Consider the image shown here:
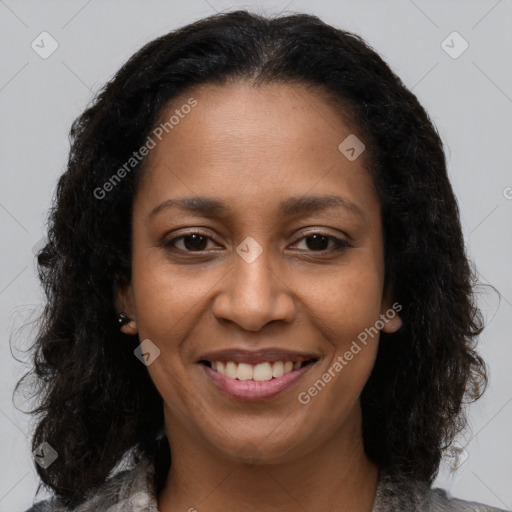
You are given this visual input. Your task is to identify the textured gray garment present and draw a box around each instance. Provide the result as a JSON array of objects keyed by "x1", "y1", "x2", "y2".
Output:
[
  {"x1": 24, "y1": 458, "x2": 507, "y2": 512},
  {"x1": 371, "y1": 469, "x2": 507, "y2": 511}
]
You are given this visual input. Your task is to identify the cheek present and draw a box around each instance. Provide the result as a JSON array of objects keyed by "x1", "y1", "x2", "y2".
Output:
[
  {"x1": 298, "y1": 252, "x2": 384, "y2": 342},
  {"x1": 130, "y1": 252, "x2": 209, "y2": 339}
]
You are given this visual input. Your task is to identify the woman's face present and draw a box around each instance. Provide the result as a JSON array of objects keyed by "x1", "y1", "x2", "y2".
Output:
[{"x1": 118, "y1": 81, "x2": 401, "y2": 464}]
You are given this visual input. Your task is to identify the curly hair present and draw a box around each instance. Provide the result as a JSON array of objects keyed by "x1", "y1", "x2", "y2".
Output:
[{"x1": 16, "y1": 9, "x2": 487, "y2": 504}]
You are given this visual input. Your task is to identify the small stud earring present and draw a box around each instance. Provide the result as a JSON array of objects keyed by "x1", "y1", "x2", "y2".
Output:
[
  {"x1": 118, "y1": 313, "x2": 130, "y2": 327},
  {"x1": 118, "y1": 312, "x2": 137, "y2": 334}
]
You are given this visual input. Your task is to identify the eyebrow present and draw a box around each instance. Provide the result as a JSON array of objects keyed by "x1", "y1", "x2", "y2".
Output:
[{"x1": 148, "y1": 194, "x2": 365, "y2": 220}]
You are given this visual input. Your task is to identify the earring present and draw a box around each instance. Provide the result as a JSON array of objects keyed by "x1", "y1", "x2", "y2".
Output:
[
  {"x1": 118, "y1": 313, "x2": 137, "y2": 334},
  {"x1": 118, "y1": 313, "x2": 130, "y2": 327}
]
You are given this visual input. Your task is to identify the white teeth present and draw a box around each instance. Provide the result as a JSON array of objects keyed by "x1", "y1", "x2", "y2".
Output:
[
  {"x1": 253, "y1": 362, "x2": 273, "y2": 381},
  {"x1": 236, "y1": 363, "x2": 253, "y2": 381},
  {"x1": 210, "y1": 360, "x2": 304, "y2": 381},
  {"x1": 225, "y1": 361, "x2": 238, "y2": 379},
  {"x1": 272, "y1": 361, "x2": 284, "y2": 378}
]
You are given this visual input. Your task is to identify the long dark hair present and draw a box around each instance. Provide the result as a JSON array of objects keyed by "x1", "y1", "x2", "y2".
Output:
[{"x1": 16, "y1": 9, "x2": 487, "y2": 503}]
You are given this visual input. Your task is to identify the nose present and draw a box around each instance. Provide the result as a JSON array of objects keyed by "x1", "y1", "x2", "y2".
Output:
[{"x1": 211, "y1": 243, "x2": 296, "y2": 331}]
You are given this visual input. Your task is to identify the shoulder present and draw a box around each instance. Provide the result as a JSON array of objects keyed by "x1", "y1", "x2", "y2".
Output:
[
  {"x1": 22, "y1": 458, "x2": 157, "y2": 512},
  {"x1": 429, "y1": 486, "x2": 507, "y2": 512},
  {"x1": 372, "y1": 469, "x2": 507, "y2": 511},
  {"x1": 23, "y1": 498, "x2": 60, "y2": 512}
]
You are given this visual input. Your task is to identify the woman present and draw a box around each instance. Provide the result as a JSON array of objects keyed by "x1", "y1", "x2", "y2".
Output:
[{"x1": 19, "y1": 9, "x2": 505, "y2": 512}]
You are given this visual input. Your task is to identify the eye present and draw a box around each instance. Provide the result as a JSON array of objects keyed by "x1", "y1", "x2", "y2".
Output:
[
  {"x1": 165, "y1": 232, "x2": 218, "y2": 252},
  {"x1": 163, "y1": 231, "x2": 351, "y2": 254},
  {"x1": 290, "y1": 232, "x2": 351, "y2": 252}
]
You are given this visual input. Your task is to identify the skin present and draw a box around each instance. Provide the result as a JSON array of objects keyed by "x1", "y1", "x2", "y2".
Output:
[{"x1": 117, "y1": 81, "x2": 403, "y2": 512}]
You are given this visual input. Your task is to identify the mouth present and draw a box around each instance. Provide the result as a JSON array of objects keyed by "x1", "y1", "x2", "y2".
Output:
[{"x1": 198, "y1": 349, "x2": 320, "y2": 401}]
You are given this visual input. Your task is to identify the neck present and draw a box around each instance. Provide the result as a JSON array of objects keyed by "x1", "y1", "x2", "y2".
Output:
[{"x1": 157, "y1": 405, "x2": 379, "y2": 512}]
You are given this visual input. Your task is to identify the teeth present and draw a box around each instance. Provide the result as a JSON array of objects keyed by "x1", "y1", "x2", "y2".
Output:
[
  {"x1": 236, "y1": 363, "x2": 253, "y2": 381},
  {"x1": 253, "y1": 362, "x2": 273, "y2": 381},
  {"x1": 225, "y1": 361, "x2": 238, "y2": 379},
  {"x1": 210, "y1": 360, "x2": 303, "y2": 381},
  {"x1": 272, "y1": 361, "x2": 283, "y2": 378}
]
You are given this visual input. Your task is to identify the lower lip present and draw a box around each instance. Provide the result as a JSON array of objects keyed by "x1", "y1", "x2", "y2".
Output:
[{"x1": 201, "y1": 363, "x2": 315, "y2": 401}]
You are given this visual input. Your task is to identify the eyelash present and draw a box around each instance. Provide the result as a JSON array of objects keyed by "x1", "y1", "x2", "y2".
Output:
[{"x1": 163, "y1": 230, "x2": 351, "y2": 255}]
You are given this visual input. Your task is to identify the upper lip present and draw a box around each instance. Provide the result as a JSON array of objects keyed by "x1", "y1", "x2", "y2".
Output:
[{"x1": 198, "y1": 348, "x2": 321, "y2": 365}]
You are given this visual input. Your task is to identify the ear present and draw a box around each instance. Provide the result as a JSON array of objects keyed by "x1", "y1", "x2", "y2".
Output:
[
  {"x1": 380, "y1": 284, "x2": 403, "y2": 334},
  {"x1": 115, "y1": 282, "x2": 138, "y2": 335}
]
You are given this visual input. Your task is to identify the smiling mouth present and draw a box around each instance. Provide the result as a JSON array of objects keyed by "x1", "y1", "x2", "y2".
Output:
[{"x1": 199, "y1": 359, "x2": 318, "y2": 382}]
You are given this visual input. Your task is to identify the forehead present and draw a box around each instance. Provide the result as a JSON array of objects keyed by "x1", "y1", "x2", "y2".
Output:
[{"x1": 135, "y1": 81, "x2": 378, "y2": 219}]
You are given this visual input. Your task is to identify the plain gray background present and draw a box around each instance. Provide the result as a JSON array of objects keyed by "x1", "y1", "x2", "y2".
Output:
[{"x1": 1, "y1": 1, "x2": 511, "y2": 510}]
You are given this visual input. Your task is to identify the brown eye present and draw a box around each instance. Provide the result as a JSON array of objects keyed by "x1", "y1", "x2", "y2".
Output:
[
  {"x1": 293, "y1": 233, "x2": 351, "y2": 252},
  {"x1": 165, "y1": 232, "x2": 215, "y2": 252},
  {"x1": 304, "y1": 234, "x2": 330, "y2": 251}
]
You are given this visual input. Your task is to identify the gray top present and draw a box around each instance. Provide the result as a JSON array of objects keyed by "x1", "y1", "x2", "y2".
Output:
[
  {"x1": 371, "y1": 468, "x2": 507, "y2": 511},
  {"x1": 24, "y1": 458, "x2": 507, "y2": 512}
]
